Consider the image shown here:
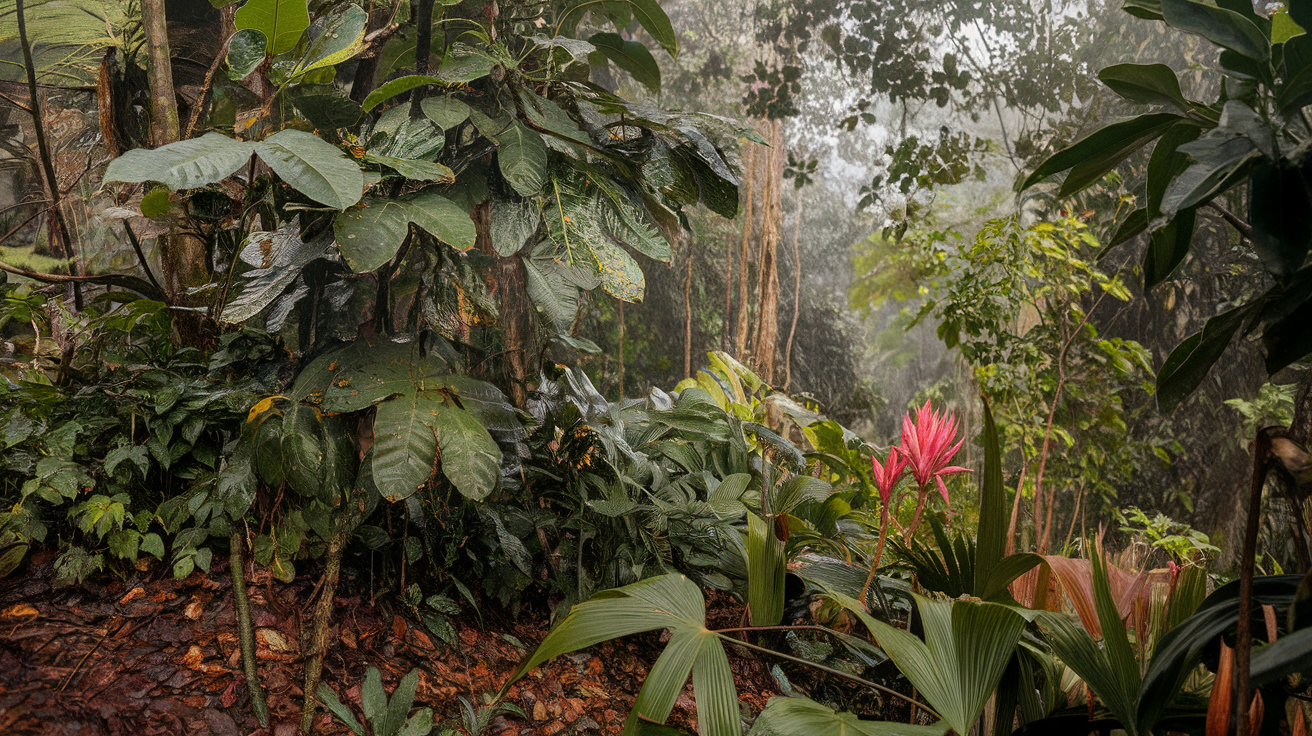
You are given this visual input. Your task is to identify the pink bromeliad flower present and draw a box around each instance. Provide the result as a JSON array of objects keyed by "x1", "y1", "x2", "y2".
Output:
[
  {"x1": 900, "y1": 400, "x2": 971, "y2": 505},
  {"x1": 870, "y1": 445, "x2": 909, "y2": 513},
  {"x1": 860, "y1": 447, "x2": 908, "y2": 607}
]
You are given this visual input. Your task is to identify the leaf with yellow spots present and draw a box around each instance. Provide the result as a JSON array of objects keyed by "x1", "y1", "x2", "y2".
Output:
[{"x1": 247, "y1": 395, "x2": 285, "y2": 425}]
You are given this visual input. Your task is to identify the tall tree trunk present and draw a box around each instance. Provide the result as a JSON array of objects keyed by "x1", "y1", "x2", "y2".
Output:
[
  {"x1": 475, "y1": 202, "x2": 532, "y2": 407},
  {"x1": 142, "y1": 0, "x2": 210, "y2": 316},
  {"x1": 685, "y1": 246, "x2": 694, "y2": 379},
  {"x1": 408, "y1": 0, "x2": 435, "y2": 116},
  {"x1": 142, "y1": 0, "x2": 179, "y2": 145},
  {"x1": 617, "y1": 297, "x2": 625, "y2": 398},
  {"x1": 752, "y1": 122, "x2": 782, "y2": 384},
  {"x1": 722, "y1": 213, "x2": 733, "y2": 352},
  {"x1": 733, "y1": 145, "x2": 756, "y2": 360},
  {"x1": 783, "y1": 187, "x2": 803, "y2": 392}
]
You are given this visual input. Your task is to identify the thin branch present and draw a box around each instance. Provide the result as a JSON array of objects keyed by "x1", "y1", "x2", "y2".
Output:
[
  {"x1": 183, "y1": 19, "x2": 235, "y2": 140},
  {"x1": 0, "y1": 259, "x2": 165, "y2": 300},
  {"x1": 1204, "y1": 201, "x2": 1253, "y2": 239},
  {"x1": 120, "y1": 221, "x2": 165, "y2": 296}
]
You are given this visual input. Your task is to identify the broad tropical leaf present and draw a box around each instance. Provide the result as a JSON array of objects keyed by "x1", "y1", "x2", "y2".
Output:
[
  {"x1": 234, "y1": 0, "x2": 311, "y2": 55},
  {"x1": 834, "y1": 593, "x2": 1026, "y2": 736},
  {"x1": 294, "y1": 3, "x2": 367, "y2": 76},
  {"x1": 372, "y1": 393, "x2": 439, "y2": 500},
  {"x1": 1022, "y1": 113, "x2": 1184, "y2": 194},
  {"x1": 749, "y1": 697, "x2": 951, "y2": 736},
  {"x1": 104, "y1": 133, "x2": 254, "y2": 190},
  {"x1": 590, "y1": 32, "x2": 662, "y2": 93},
  {"x1": 335, "y1": 190, "x2": 476, "y2": 272},
  {"x1": 1097, "y1": 63, "x2": 1191, "y2": 111},
  {"x1": 254, "y1": 129, "x2": 363, "y2": 210},
  {"x1": 500, "y1": 574, "x2": 739, "y2": 736},
  {"x1": 492, "y1": 122, "x2": 549, "y2": 197},
  {"x1": 746, "y1": 513, "x2": 785, "y2": 626}
]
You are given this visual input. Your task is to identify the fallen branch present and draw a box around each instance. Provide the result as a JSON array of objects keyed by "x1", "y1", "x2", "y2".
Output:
[
  {"x1": 0, "y1": 260, "x2": 166, "y2": 301},
  {"x1": 1205, "y1": 201, "x2": 1253, "y2": 239}
]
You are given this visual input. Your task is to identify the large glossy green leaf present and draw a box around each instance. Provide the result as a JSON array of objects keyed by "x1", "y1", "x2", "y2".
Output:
[
  {"x1": 494, "y1": 121, "x2": 548, "y2": 197},
  {"x1": 293, "y1": 3, "x2": 367, "y2": 77},
  {"x1": 516, "y1": 88, "x2": 592, "y2": 147},
  {"x1": 1146, "y1": 123, "x2": 1201, "y2": 220},
  {"x1": 227, "y1": 28, "x2": 267, "y2": 80},
  {"x1": 523, "y1": 257, "x2": 581, "y2": 330},
  {"x1": 973, "y1": 398, "x2": 1005, "y2": 595},
  {"x1": 281, "y1": 402, "x2": 325, "y2": 498},
  {"x1": 501, "y1": 574, "x2": 738, "y2": 736},
  {"x1": 289, "y1": 85, "x2": 363, "y2": 129},
  {"x1": 490, "y1": 198, "x2": 541, "y2": 256},
  {"x1": 589, "y1": 235, "x2": 646, "y2": 301},
  {"x1": 362, "y1": 75, "x2": 447, "y2": 112},
  {"x1": 363, "y1": 154, "x2": 455, "y2": 183},
  {"x1": 748, "y1": 697, "x2": 951, "y2": 736},
  {"x1": 1142, "y1": 210, "x2": 1196, "y2": 289},
  {"x1": 746, "y1": 513, "x2": 785, "y2": 626},
  {"x1": 254, "y1": 129, "x2": 362, "y2": 209},
  {"x1": 1022, "y1": 113, "x2": 1183, "y2": 193},
  {"x1": 421, "y1": 96, "x2": 471, "y2": 129},
  {"x1": 626, "y1": 0, "x2": 678, "y2": 55},
  {"x1": 430, "y1": 403, "x2": 500, "y2": 502},
  {"x1": 104, "y1": 132, "x2": 254, "y2": 190},
  {"x1": 1161, "y1": 0, "x2": 1269, "y2": 61},
  {"x1": 292, "y1": 340, "x2": 455, "y2": 412},
  {"x1": 1097, "y1": 63, "x2": 1190, "y2": 111},
  {"x1": 222, "y1": 223, "x2": 334, "y2": 324},
  {"x1": 335, "y1": 190, "x2": 475, "y2": 272},
  {"x1": 371, "y1": 392, "x2": 438, "y2": 500},
  {"x1": 1158, "y1": 104, "x2": 1267, "y2": 220},
  {"x1": 436, "y1": 45, "x2": 495, "y2": 83},
  {"x1": 1156, "y1": 299, "x2": 1263, "y2": 411},
  {"x1": 839, "y1": 594, "x2": 1025, "y2": 736},
  {"x1": 1037, "y1": 612, "x2": 1140, "y2": 736},
  {"x1": 590, "y1": 32, "x2": 661, "y2": 93},
  {"x1": 234, "y1": 0, "x2": 310, "y2": 55}
]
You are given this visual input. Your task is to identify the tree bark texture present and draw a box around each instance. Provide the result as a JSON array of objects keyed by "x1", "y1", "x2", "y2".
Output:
[
  {"x1": 751, "y1": 121, "x2": 783, "y2": 384},
  {"x1": 783, "y1": 186, "x2": 803, "y2": 392},
  {"x1": 141, "y1": 0, "x2": 210, "y2": 311},
  {"x1": 732, "y1": 145, "x2": 756, "y2": 360},
  {"x1": 475, "y1": 202, "x2": 532, "y2": 407}
]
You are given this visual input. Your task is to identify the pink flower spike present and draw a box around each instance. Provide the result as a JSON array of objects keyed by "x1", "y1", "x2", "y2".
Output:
[
  {"x1": 899, "y1": 401, "x2": 972, "y2": 503},
  {"x1": 871, "y1": 446, "x2": 909, "y2": 510}
]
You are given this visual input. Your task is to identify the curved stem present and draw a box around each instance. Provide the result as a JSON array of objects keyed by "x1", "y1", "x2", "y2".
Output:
[
  {"x1": 859, "y1": 511, "x2": 892, "y2": 609},
  {"x1": 716, "y1": 633, "x2": 941, "y2": 719}
]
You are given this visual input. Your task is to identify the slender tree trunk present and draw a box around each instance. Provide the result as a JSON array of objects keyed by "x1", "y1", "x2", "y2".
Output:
[
  {"x1": 723, "y1": 213, "x2": 733, "y2": 351},
  {"x1": 782, "y1": 187, "x2": 803, "y2": 391},
  {"x1": 229, "y1": 531, "x2": 269, "y2": 727},
  {"x1": 299, "y1": 508, "x2": 362, "y2": 735},
  {"x1": 408, "y1": 0, "x2": 435, "y2": 116},
  {"x1": 475, "y1": 202, "x2": 532, "y2": 406},
  {"x1": 1234, "y1": 430, "x2": 1273, "y2": 736},
  {"x1": 142, "y1": 0, "x2": 179, "y2": 145},
  {"x1": 141, "y1": 0, "x2": 210, "y2": 315},
  {"x1": 617, "y1": 297, "x2": 625, "y2": 398},
  {"x1": 752, "y1": 122, "x2": 782, "y2": 384},
  {"x1": 733, "y1": 145, "x2": 756, "y2": 360},
  {"x1": 685, "y1": 246, "x2": 694, "y2": 379}
]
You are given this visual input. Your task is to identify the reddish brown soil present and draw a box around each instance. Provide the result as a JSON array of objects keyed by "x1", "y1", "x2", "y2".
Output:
[{"x1": 0, "y1": 554, "x2": 778, "y2": 735}]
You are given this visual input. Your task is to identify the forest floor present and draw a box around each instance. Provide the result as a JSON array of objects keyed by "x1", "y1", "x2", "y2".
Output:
[{"x1": 0, "y1": 552, "x2": 780, "y2": 736}]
